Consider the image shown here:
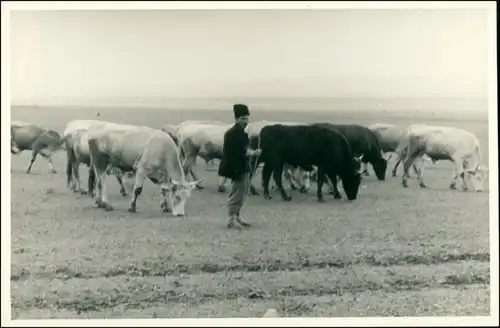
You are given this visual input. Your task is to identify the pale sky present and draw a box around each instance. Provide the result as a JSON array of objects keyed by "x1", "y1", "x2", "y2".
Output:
[{"x1": 10, "y1": 8, "x2": 491, "y2": 104}]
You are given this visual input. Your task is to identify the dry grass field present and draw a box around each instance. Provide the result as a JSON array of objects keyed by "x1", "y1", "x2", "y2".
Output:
[{"x1": 9, "y1": 105, "x2": 491, "y2": 319}]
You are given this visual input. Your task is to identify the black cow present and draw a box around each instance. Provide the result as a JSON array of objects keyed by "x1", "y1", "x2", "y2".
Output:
[
  {"x1": 253, "y1": 124, "x2": 363, "y2": 202},
  {"x1": 312, "y1": 123, "x2": 390, "y2": 181}
]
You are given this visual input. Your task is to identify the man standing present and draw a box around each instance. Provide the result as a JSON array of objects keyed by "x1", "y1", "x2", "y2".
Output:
[{"x1": 218, "y1": 104, "x2": 261, "y2": 229}]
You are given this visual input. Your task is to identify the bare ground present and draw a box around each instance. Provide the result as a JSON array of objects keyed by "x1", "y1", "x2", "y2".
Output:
[{"x1": 9, "y1": 106, "x2": 491, "y2": 319}]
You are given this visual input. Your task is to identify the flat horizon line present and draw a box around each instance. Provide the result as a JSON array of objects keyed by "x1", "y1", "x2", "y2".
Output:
[{"x1": 10, "y1": 105, "x2": 489, "y2": 114}]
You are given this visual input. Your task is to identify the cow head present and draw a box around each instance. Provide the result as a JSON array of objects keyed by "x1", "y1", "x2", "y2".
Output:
[
  {"x1": 11, "y1": 139, "x2": 20, "y2": 154},
  {"x1": 372, "y1": 153, "x2": 390, "y2": 181},
  {"x1": 161, "y1": 179, "x2": 202, "y2": 216},
  {"x1": 45, "y1": 130, "x2": 66, "y2": 151},
  {"x1": 465, "y1": 165, "x2": 489, "y2": 192},
  {"x1": 353, "y1": 154, "x2": 365, "y2": 174},
  {"x1": 341, "y1": 155, "x2": 363, "y2": 200},
  {"x1": 293, "y1": 168, "x2": 311, "y2": 193}
]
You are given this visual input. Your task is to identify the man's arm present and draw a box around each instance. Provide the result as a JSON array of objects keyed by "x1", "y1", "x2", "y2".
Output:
[{"x1": 244, "y1": 133, "x2": 261, "y2": 157}]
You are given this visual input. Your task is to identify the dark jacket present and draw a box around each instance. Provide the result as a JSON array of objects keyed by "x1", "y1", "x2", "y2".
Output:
[{"x1": 218, "y1": 123, "x2": 251, "y2": 180}]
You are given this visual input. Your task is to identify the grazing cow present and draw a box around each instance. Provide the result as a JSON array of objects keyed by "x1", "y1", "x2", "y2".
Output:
[
  {"x1": 176, "y1": 121, "x2": 241, "y2": 192},
  {"x1": 255, "y1": 124, "x2": 363, "y2": 202},
  {"x1": 63, "y1": 123, "x2": 130, "y2": 197},
  {"x1": 396, "y1": 124, "x2": 489, "y2": 191},
  {"x1": 246, "y1": 120, "x2": 313, "y2": 194},
  {"x1": 88, "y1": 124, "x2": 201, "y2": 216},
  {"x1": 11, "y1": 121, "x2": 65, "y2": 174},
  {"x1": 368, "y1": 123, "x2": 431, "y2": 177},
  {"x1": 312, "y1": 123, "x2": 390, "y2": 182}
]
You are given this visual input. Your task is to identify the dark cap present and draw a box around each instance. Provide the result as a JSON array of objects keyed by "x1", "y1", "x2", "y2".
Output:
[{"x1": 233, "y1": 104, "x2": 250, "y2": 119}]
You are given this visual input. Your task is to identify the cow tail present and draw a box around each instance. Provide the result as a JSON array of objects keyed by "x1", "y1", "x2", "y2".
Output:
[
  {"x1": 395, "y1": 133, "x2": 410, "y2": 160},
  {"x1": 60, "y1": 134, "x2": 69, "y2": 150}
]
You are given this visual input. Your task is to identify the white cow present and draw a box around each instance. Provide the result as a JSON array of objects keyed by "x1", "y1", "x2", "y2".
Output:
[
  {"x1": 363, "y1": 123, "x2": 438, "y2": 177},
  {"x1": 396, "y1": 124, "x2": 489, "y2": 191},
  {"x1": 63, "y1": 119, "x2": 136, "y2": 196},
  {"x1": 175, "y1": 121, "x2": 233, "y2": 191},
  {"x1": 88, "y1": 124, "x2": 201, "y2": 216},
  {"x1": 368, "y1": 123, "x2": 433, "y2": 177},
  {"x1": 162, "y1": 120, "x2": 226, "y2": 179}
]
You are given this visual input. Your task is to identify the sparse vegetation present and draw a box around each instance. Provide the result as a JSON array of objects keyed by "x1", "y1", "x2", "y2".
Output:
[{"x1": 10, "y1": 106, "x2": 490, "y2": 318}]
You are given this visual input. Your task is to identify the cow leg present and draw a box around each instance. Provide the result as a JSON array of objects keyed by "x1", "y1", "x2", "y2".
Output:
[
  {"x1": 249, "y1": 183, "x2": 259, "y2": 196},
  {"x1": 459, "y1": 172, "x2": 469, "y2": 191},
  {"x1": 66, "y1": 150, "x2": 75, "y2": 191},
  {"x1": 310, "y1": 168, "x2": 317, "y2": 182},
  {"x1": 459, "y1": 160, "x2": 470, "y2": 191},
  {"x1": 261, "y1": 163, "x2": 274, "y2": 200},
  {"x1": 114, "y1": 173, "x2": 128, "y2": 197},
  {"x1": 89, "y1": 152, "x2": 113, "y2": 211},
  {"x1": 298, "y1": 170, "x2": 311, "y2": 194},
  {"x1": 88, "y1": 165, "x2": 97, "y2": 198},
  {"x1": 284, "y1": 167, "x2": 298, "y2": 190},
  {"x1": 181, "y1": 145, "x2": 204, "y2": 190},
  {"x1": 188, "y1": 167, "x2": 204, "y2": 190},
  {"x1": 96, "y1": 171, "x2": 113, "y2": 211},
  {"x1": 329, "y1": 175, "x2": 342, "y2": 199},
  {"x1": 325, "y1": 175, "x2": 336, "y2": 195},
  {"x1": 41, "y1": 153, "x2": 57, "y2": 174},
  {"x1": 412, "y1": 156, "x2": 427, "y2": 188},
  {"x1": 316, "y1": 167, "x2": 326, "y2": 202},
  {"x1": 92, "y1": 167, "x2": 103, "y2": 207},
  {"x1": 67, "y1": 160, "x2": 76, "y2": 192},
  {"x1": 449, "y1": 161, "x2": 458, "y2": 189},
  {"x1": 412, "y1": 164, "x2": 420, "y2": 177},
  {"x1": 39, "y1": 146, "x2": 57, "y2": 173},
  {"x1": 449, "y1": 159, "x2": 461, "y2": 190},
  {"x1": 273, "y1": 163, "x2": 292, "y2": 201},
  {"x1": 128, "y1": 170, "x2": 146, "y2": 213},
  {"x1": 402, "y1": 155, "x2": 417, "y2": 188},
  {"x1": 247, "y1": 164, "x2": 260, "y2": 196},
  {"x1": 449, "y1": 159, "x2": 469, "y2": 191},
  {"x1": 72, "y1": 161, "x2": 87, "y2": 194},
  {"x1": 392, "y1": 158, "x2": 400, "y2": 177},
  {"x1": 25, "y1": 148, "x2": 40, "y2": 174},
  {"x1": 217, "y1": 177, "x2": 228, "y2": 193}
]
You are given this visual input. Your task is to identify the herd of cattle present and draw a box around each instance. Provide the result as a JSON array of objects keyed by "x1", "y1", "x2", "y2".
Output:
[{"x1": 10, "y1": 118, "x2": 489, "y2": 217}]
